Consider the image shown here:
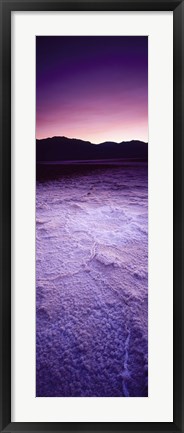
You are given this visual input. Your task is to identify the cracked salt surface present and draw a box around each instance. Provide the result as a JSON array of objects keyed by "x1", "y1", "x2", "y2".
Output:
[{"x1": 36, "y1": 164, "x2": 148, "y2": 397}]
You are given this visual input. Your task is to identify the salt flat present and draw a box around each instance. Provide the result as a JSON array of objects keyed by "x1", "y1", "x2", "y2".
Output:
[{"x1": 36, "y1": 164, "x2": 148, "y2": 397}]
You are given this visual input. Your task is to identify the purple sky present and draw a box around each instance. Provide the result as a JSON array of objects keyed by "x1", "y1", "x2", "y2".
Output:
[{"x1": 36, "y1": 36, "x2": 148, "y2": 143}]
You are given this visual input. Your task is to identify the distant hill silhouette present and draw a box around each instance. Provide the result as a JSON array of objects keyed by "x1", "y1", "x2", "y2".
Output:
[{"x1": 36, "y1": 136, "x2": 148, "y2": 162}]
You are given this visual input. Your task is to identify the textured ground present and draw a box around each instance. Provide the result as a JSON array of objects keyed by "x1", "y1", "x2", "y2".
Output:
[{"x1": 36, "y1": 163, "x2": 148, "y2": 397}]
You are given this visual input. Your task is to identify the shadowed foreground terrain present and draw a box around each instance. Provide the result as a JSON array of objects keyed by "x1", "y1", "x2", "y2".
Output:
[{"x1": 36, "y1": 163, "x2": 148, "y2": 397}]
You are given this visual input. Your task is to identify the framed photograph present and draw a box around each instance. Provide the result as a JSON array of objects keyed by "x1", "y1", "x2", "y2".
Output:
[{"x1": 0, "y1": 0, "x2": 183, "y2": 432}]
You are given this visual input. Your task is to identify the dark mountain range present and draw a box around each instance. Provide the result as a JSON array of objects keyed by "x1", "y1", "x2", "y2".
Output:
[{"x1": 36, "y1": 136, "x2": 148, "y2": 162}]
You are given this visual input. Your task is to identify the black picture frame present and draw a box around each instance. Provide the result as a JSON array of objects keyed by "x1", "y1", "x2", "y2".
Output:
[{"x1": 0, "y1": 0, "x2": 183, "y2": 432}]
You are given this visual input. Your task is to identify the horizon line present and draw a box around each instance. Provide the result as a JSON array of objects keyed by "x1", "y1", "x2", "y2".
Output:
[{"x1": 36, "y1": 135, "x2": 148, "y2": 145}]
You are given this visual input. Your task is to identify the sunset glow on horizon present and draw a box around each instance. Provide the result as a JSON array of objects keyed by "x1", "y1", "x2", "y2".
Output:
[{"x1": 36, "y1": 36, "x2": 148, "y2": 143}]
